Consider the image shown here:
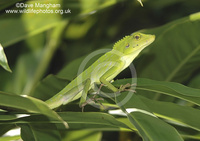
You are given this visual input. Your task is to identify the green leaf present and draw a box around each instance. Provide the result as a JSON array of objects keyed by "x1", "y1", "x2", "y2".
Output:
[
  {"x1": 0, "y1": 135, "x2": 21, "y2": 141},
  {"x1": 19, "y1": 123, "x2": 61, "y2": 141},
  {"x1": 181, "y1": 132, "x2": 200, "y2": 140},
  {"x1": 0, "y1": 44, "x2": 11, "y2": 72},
  {"x1": 0, "y1": 112, "x2": 131, "y2": 131},
  {"x1": 113, "y1": 78, "x2": 200, "y2": 106},
  {"x1": 58, "y1": 112, "x2": 130, "y2": 130},
  {"x1": 138, "y1": 12, "x2": 200, "y2": 82},
  {"x1": 62, "y1": 130, "x2": 102, "y2": 141},
  {"x1": 0, "y1": 112, "x2": 16, "y2": 121},
  {"x1": 115, "y1": 92, "x2": 183, "y2": 141},
  {"x1": 0, "y1": 91, "x2": 68, "y2": 128},
  {"x1": 140, "y1": 96, "x2": 200, "y2": 131}
]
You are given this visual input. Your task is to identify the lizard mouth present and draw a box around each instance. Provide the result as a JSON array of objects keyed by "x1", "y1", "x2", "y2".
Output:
[{"x1": 140, "y1": 34, "x2": 155, "y2": 48}]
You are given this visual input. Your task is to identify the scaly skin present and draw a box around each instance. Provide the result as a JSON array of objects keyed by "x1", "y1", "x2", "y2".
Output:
[{"x1": 46, "y1": 32, "x2": 155, "y2": 109}]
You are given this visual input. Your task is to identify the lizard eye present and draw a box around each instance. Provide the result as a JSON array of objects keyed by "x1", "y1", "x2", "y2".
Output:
[
  {"x1": 126, "y1": 43, "x2": 130, "y2": 48},
  {"x1": 134, "y1": 34, "x2": 141, "y2": 40}
]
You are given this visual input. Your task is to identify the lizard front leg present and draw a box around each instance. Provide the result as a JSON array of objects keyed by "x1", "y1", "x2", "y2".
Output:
[{"x1": 100, "y1": 61, "x2": 124, "y2": 92}]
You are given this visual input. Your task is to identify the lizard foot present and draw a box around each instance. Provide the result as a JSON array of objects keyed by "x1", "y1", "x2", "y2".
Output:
[
  {"x1": 119, "y1": 83, "x2": 136, "y2": 93},
  {"x1": 81, "y1": 95, "x2": 105, "y2": 112}
]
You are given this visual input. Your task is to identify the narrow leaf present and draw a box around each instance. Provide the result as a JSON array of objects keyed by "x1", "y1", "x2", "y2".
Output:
[
  {"x1": 0, "y1": 44, "x2": 11, "y2": 72},
  {"x1": 0, "y1": 112, "x2": 131, "y2": 131},
  {"x1": 19, "y1": 123, "x2": 61, "y2": 141},
  {"x1": 115, "y1": 92, "x2": 183, "y2": 141},
  {"x1": 138, "y1": 12, "x2": 200, "y2": 82},
  {"x1": 140, "y1": 96, "x2": 200, "y2": 131},
  {"x1": 113, "y1": 78, "x2": 200, "y2": 106}
]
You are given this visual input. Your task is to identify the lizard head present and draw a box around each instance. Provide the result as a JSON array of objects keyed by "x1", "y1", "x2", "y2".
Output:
[{"x1": 113, "y1": 32, "x2": 155, "y2": 55}]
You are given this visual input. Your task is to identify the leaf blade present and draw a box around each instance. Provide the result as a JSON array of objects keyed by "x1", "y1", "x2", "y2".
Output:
[
  {"x1": 115, "y1": 92, "x2": 183, "y2": 141},
  {"x1": 113, "y1": 78, "x2": 200, "y2": 106},
  {"x1": 138, "y1": 12, "x2": 200, "y2": 82},
  {"x1": 0, "y1": 44, "x2": 11, "y2": 72}
]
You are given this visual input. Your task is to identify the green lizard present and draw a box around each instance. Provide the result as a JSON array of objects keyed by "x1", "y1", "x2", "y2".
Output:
[{"x1": 46, "y1": 32, "x2": 155, "y2": 109}]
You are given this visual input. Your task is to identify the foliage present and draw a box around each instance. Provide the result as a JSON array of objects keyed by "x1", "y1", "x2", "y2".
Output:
[
  {"x1": 0, "y1": 0, "x2": 200, "y2": 141},
  {"x1": 0, "y1": 44, "x2": 11, "y2": 72}
]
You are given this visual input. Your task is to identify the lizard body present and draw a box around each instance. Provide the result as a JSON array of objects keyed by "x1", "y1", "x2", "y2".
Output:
[{"x1": 46, "y1": 32, "x2": 155, "y2": 109}]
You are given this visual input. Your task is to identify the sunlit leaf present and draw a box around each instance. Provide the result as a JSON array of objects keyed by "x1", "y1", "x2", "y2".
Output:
[
  {"x1": 0, "y1": 135, "x2": 21, "y2": 141},
  {"x1": 0, "y1": 44, "x2": 11, "y2": 72}
]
